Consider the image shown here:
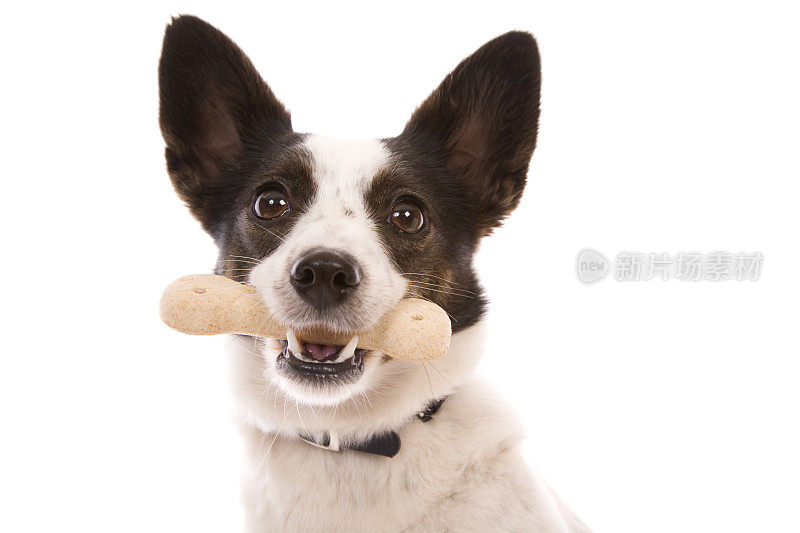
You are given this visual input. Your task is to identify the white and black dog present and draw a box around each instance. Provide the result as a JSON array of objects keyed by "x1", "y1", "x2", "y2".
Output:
[{"x1": 159, "y1": 15, "x2": 589, "y2": 532}]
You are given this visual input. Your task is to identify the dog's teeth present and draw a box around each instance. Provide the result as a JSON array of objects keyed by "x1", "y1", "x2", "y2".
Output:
[
  {"x1": 286, "y1": 329, "x2": 303, "y2": 355},
  {"x1": 340, "y1": 336, "x2": 359, "y2": 362}
]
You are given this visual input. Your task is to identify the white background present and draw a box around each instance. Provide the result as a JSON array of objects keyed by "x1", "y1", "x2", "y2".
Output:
[{"x1": 2, "y1": 1, "x2": 798, "y2": 531}]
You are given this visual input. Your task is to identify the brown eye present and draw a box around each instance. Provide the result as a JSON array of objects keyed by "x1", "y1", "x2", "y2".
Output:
[
  {"x1": 389, "y1": 200, "x2": 425, "y2": 233},
  {"x1": 254, "y1": 190, "x2": 289, "y2": 219}
]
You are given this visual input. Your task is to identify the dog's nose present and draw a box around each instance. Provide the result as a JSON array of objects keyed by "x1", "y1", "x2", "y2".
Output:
[{"x1": 290, "y1": 249, "x2": 362, "y2": 309}]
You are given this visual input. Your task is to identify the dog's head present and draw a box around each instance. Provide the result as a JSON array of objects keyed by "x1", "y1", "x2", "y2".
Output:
[{"x1": 159, "y1": 16, "x2": 540, "y2": 422}]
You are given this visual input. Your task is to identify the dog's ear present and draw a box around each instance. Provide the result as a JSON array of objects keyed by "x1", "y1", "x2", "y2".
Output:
[
  {"x1": 401, "y1": 32, "x2": 541, "y2": 235},
  {"x1": 158, "y1": 15, "x2": 292, "y2": 227}
]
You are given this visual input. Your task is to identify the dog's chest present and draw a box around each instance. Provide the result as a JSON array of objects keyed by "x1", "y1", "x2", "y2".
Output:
[
  {"x1": 235, "y1": 382, "x2": 586, "y2": 532},
  {"x1": 241, "y1": 420, "x2": 461, "y2": 532}
]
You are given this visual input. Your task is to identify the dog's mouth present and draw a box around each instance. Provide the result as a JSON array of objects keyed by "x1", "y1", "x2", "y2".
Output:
[{"x1": 275, "y1": 330, "x2": 367, "y2": 385}]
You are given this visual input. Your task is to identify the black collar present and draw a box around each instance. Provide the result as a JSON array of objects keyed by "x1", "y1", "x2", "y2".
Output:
[{"x1": 298, "y1": 397, "x2": 446, "y2": 458}]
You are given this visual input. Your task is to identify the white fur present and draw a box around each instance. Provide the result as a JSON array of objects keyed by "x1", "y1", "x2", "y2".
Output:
[
  {"x1": 236, "y1": 135, "x2": 589, "y2": 531},
  {"x1": 228, "y1": 325, "x2": 590, "y2": 532},
  {"x1": 249, "y1": 135, "x2": 406, "y2": 334},
  {"x1": 249, "y1": 135, "x2": 408, "y2": 405}
]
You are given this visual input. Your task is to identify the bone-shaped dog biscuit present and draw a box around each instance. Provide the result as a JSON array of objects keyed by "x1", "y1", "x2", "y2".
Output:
[{"x1": 159, "y1": 274, "x2": 451, "y2": 361}]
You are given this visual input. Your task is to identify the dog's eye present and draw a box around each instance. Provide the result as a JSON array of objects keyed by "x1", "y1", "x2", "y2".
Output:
[
  {"x1": 254, "y1": 190, "x2": 289, "y2": 220},
  {"x1": 389, "y1": 200, "x2": 425, "y2": 233}
]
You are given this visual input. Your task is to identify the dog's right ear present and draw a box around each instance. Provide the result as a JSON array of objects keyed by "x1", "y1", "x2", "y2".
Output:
[
  {"x1": 158, "y1": 15, "x2": 291, "y2": 227},
  {"x1": 400, "y1": 32, "x2": 541, "y2": 237}
]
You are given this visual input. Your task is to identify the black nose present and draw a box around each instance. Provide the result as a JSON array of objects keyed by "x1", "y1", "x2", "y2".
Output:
[{"x1": 290, "y1": 249, "x2": 362, "y2": 309}]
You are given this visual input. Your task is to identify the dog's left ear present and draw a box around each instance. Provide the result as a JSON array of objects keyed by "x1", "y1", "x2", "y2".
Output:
[{"x1": 401, "y1": 32, "x2": 541, "y2": 235}]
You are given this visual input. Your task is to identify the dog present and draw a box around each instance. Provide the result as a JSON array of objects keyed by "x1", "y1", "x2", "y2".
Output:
[{"x1": 159, "y1": 15, "x2": 590, "y2": 532}]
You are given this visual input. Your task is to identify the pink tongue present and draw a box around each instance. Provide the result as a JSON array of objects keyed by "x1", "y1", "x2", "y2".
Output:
[{"x1": 304, "y1": 343, "x2": 340, "y2": 361}]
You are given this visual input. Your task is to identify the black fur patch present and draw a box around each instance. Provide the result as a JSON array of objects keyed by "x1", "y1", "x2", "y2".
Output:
[
  {"x1": 212, "y1": 146, "x2": 317, "y2": 282},
  {"x1": 158, "y1": 15, "x2": 315, "y2": 279},
  {"x1": 366, "y1": 162, "x2": 486, "y2": 332},
  {"x1": 375, "y1": 31, "x2": 542, "y2": 331},
  {"x1": 159, "y1": 15, "x2": 296, "y2": 234},
  {"x1": 399, "y1": 31, "x2": 541, "y2": 237}
]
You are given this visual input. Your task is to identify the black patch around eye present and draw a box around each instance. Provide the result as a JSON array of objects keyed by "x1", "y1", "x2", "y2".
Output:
[
  {"x1": 213, "y1": 138, "x2": 317, "y2": 281},
  {"x1": 366, "y1": 148, "x2": 486, "y2": 333}
]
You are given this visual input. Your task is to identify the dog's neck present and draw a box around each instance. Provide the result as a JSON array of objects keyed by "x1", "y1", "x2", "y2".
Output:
[
  {"x1": 296, "y1": 397, "x2": 447, "y2": 458},
  {"x1": 227, "y1": 321, "x2": 489, "y2": 445}
]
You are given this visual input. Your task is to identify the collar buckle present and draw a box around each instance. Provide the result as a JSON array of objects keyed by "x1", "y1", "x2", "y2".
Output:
[{"x1": 299, "y1": 431, "x2": 340, "y2": 452}]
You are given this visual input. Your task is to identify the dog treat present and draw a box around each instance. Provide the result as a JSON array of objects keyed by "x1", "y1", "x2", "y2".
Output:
[{"x1": 159, "y1": 274, "x2": 451, "y2": 361}]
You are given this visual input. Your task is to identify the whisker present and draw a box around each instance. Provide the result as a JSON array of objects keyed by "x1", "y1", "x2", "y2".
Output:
[
  {"x1": 427, "y1": 361, "x2": 455, "y2": 387},
  {"x1": 350, "y1": 396, "x2": 364, "y2": 426},
  {"x1": 421, "y1": 361, "x2": 435, "y2": 398},
  {"x1": 256, "y1": 406, "x2": 287, "y2": 471},
  {"x1": 237, "y1": 299, "x2": 267, "y2": 338},
  {"x1": 400, "y1": 278, "x2": 477, "y2": 295},
  {"x1": 359, "y1": 390, "x2": 373, "y2": 410},
  {"x1": 228, "y1": 337, "x2": 264, "y2": 358},
  {"x1": 261, "y1": 376, "x2": 274, "y2": 405},
  {"x1": 400, "y1": 272, "x2": 464, "y2": 286},
  {"x1": 307, "y1": 402, "x2": 321, "y2": 425},
  {"x1": 252, "y1": 222, "x2": 288, "y2": 243},
  {"x1": 406, "y1": 291, "x2": 458, "y2": 323},
  {"x1": 405, "y1": 284, "x2": 475, "y2": 299},
  {"x1": 295, "y1": 400, "x2": 309, "y2": 435},
  {"x1": 217, "y1": 259, "x2": 261, "y2": 265}
]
